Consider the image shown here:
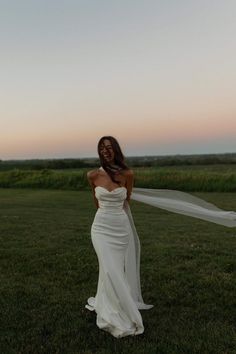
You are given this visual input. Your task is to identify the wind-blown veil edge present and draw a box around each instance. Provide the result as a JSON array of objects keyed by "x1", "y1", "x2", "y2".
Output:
[{"x1": 124, "y1": 187, "x2": 236, "y2": 309}]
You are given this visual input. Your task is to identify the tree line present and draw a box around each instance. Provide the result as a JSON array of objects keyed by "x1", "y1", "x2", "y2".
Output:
[{"x1": 0, "y1": 152, "x2": 236, "y2": 171}]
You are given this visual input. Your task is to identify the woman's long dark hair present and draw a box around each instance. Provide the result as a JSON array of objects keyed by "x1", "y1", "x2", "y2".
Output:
[{"x1": 97, "y1": 136, "x2": 129, "y2": 184}]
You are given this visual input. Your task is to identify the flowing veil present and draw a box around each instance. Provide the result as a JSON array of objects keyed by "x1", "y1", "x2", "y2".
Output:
[
  {"x1": 123, "y1": 199, "x2": 153, "y2": 309},
  {"x1": 131, "y1": 188, "x2": 236, "y2": 228},
  {"x1": 124, "y1": 187, "x2": 236, "y2": 309}
]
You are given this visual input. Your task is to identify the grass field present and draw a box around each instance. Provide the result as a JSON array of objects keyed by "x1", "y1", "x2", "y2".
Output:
[
  {"x1": 0, "y1": 164, "x2": 236, "y2": 192},
  {"x1": 0, "y1": 188, "x2": 236, "y2": 354}
]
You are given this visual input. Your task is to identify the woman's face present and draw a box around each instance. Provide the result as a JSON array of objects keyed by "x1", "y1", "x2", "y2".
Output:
[{"x1": 99, "y1": 139, "x2": 115, "y2": 164}]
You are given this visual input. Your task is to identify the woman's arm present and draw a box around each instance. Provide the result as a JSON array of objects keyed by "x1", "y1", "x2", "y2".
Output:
[
  {"x1": 125, "y1": 169, "x2": 134, "y2": 203},
  {"x1": 87, "y1": 170, "x2": 99, "y2": 209}
]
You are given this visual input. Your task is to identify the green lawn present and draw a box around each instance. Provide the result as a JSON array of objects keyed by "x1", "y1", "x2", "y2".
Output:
[{"x1": 0, "y1": 189, "x2": 236, "y2": 354}]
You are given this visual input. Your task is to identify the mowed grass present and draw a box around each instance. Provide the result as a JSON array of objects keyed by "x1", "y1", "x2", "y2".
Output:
[{"x1": 0, "y1": 188, "x2": 236, "y2": 354}]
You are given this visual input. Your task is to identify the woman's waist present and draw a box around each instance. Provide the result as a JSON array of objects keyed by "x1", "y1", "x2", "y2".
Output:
[{"x1": 96, "y1": 206, "x2": 126, "y2": 215}]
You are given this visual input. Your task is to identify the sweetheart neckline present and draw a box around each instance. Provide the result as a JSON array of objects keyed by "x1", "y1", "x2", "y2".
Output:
[{"x1": 95, "y1": 186, "x2": 126, "y2": 193}]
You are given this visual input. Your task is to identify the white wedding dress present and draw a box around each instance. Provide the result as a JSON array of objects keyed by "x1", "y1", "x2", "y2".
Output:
[
  {"x1": 85, "y1": 185, "x2": 153, "y2": 338},
  {"x1": 85, "y1": 170, "x2": 236, "y2": 338}
]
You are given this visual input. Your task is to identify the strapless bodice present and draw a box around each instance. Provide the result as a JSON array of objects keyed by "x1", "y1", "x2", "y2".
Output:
[{"x1": 95, "y1": 186, "x2": 127, "y2": 213}]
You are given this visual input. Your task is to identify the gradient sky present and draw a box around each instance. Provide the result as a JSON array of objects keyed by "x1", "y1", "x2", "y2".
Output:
[{"x1": 1, "y1": 0, "x2": 236, "y2": 159}]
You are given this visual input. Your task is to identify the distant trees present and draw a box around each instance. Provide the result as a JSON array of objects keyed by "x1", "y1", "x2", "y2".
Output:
[
  {"x1": 0, "y1": 153, "x2": 236, "y2": 171},
  {"x1": 0, "y1": 158, "x2": 96, "y2": 171},
  {"x1": 126, "y1": 153, "x2": 236, "y2": 167}
]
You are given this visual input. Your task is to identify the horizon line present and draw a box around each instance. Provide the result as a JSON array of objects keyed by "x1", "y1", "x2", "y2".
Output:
[{"x1": 1, "y1": 151, "x2": 236, "y2": 162}]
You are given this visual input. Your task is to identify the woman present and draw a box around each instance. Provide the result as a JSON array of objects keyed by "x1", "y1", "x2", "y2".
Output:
[
  {"x1": 85, "y1": 136, "x2": 236, "y2": 338},
  {"x1": 85, "y1": 136, "x2": 153, "y2": 338}
]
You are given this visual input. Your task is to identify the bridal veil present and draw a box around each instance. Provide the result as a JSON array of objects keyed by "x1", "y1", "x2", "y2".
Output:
[{"x1": 123, "y1": 187, "x2": 236, "y2": 309}]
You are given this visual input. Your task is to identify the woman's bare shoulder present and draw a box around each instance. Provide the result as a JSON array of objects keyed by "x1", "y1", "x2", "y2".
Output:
[
  {"x1": 123, "y1": 168, "x2": 134, "y2": 177},
  {"x1": 87, "y1": 169, "x2": 100, "y2": 181}
]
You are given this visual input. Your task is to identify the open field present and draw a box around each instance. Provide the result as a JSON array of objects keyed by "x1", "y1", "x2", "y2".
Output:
[
  {"x1": 0, "y1": 188, "x2": 236, "y2": 354},
  {"x1": 0, "y1": 164, "x2": 236, "y2": 192}
]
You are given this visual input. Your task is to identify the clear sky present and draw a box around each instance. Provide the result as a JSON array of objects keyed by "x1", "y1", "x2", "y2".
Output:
[{"x1": 1, "y1": 0, "x2": 236, "y2": 159}]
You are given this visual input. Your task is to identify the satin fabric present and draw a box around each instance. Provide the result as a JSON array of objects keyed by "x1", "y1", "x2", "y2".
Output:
[{"x1": 85, "y1": 186, "x2": 153, "y2": 338}]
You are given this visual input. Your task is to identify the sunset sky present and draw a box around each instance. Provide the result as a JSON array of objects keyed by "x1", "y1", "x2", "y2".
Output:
[{"x1": 1, "y1": 0, "x2": 236, "y2": 159}]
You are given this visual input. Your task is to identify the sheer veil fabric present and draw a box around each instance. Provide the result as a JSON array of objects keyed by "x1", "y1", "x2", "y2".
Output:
[
  {"x1": 123, "y1": 200, "x2": 153, "y2": 309},
  {"x1": 124, "y1": 187, "x2": 236, "y2": 315},
  {"x1": 131, "y1": 188, "x2": 236, "y2": 228}
]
